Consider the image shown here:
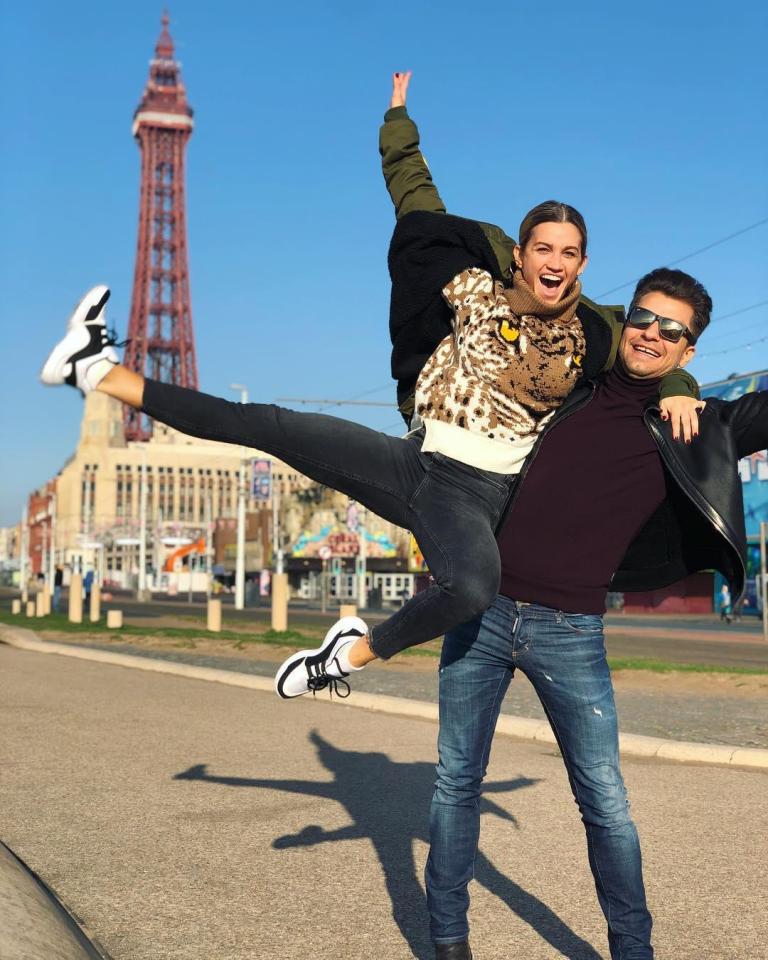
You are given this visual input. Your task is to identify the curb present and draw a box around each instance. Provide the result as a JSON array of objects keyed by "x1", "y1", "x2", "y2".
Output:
[
  {"x1": 0, "y1": 839, "x2": 110, "y2": 959},
  {"x1": 2, "y1": 624, "x2": 767, "y2": 771}
]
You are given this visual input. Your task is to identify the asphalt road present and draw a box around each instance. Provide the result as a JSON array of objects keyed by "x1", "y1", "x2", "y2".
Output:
[{"x1": 0, "y1": 643, "x2": 766, "y2": 959}]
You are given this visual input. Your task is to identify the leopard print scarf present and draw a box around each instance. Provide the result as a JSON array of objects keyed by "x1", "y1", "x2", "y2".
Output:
[{"x1": 503, "y1": 271, "x2": 582, "y2": 324}]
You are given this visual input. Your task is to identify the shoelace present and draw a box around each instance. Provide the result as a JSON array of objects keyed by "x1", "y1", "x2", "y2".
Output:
[
  {"x1": 103, "y1": 326, "x2": 131, "y2": 349},
  {"x1": 306, "y1": 673, "x2": 351, "y2": 699}
]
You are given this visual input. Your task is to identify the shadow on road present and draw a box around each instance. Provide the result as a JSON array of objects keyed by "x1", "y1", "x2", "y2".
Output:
[{"x1": 174, "y1": 731, "x2": 602, "y2": 959}]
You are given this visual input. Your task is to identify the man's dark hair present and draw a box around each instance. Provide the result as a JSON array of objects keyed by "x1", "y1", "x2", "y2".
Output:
[{"x1": 630, "y1": 267, "x2": 712, "y2": 341}]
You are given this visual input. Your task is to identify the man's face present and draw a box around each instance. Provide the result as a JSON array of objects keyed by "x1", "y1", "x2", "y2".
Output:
[{"x1": 619, "y1": 291, "x2": 697, "y2": 380}]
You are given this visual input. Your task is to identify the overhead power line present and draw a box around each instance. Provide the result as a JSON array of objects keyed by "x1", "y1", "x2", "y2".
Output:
[
  {"x1": 275, "y1": 397, "x2": 391, "y2": 407},
  {"x1": 709, "y1": 298, "x2": 768, "y2": 325},
  {"x1": 595, "y1": 215, "x2": 768, "y2": 300},
  {"x1": 705, "y1": 316, "x2": 768, "y2": 344},
  {"x1": 697, "y1": 333, "x2": 768, "y2": 359}
]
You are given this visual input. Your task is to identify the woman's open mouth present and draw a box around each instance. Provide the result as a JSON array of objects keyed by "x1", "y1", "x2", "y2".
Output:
[{"x1": 539, "y1": 273, "x2": 563, "y2": 294}]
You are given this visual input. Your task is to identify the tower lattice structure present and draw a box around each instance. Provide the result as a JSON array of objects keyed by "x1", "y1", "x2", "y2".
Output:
[{"x1": 124, "y1": 15, "x2": 198, "y2": 441}]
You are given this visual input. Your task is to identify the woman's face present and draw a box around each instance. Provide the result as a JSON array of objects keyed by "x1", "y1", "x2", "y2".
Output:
[{"x1": 514, "y1": 221, "x2": 587, "y2": 304}]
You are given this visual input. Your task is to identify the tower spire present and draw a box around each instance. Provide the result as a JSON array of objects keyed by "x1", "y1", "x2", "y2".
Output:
[
  {"x1": 123, "y1": 16, "x2": 198, "y2": 441},
  {"x1": 155, "y1": 12, "x2": 174, "y2": 59}
]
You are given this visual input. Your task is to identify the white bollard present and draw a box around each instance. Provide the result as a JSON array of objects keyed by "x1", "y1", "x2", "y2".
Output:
[
  {"x1": 271, "y1": 573, "x2": 289, "y2": 632},
  {"x1": 26, "y1": 601, "x2": 36, "y2": 618},
  {"x1": 106, "y1": 610, "x2": 123, "y2": 629},
  {"x1": 339, "y1": 604, "x2": 357, "y2": 619},
  {"x1": 11, "y1": 599, "x2": 21, "y2": 615},
  {"x1": 68, "y1": 573, "x2": 83, "y2": 624},
  {"x1": 35, "y1": 592, "x2": 46, "y2": 617},
  {"x1": 89, "y1": 583, "x2": 101, "y2": 623},
  {"x1": 207, "y1": 598, "x2": 222, "y2": 633}
]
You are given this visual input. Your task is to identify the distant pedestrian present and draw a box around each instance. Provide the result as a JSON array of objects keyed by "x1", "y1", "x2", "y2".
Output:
[
  {"x1": 53, "y1": 565, "x2": 63, "y2": 613},
  {"x1": 719, "y1": 583, "x2": 733, "y2": 623},
  {"x1": 83, "y1": 569, "x2": 94, "y2": 605}
]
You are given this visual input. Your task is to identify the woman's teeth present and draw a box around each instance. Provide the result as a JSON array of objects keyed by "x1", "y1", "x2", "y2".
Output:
[{"x1": 540, "y1": 274, "x2": 562, "y2": 289}]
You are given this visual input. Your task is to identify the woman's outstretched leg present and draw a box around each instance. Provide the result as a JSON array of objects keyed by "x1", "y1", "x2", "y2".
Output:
[
  {"x1": 40, "y1": 285, "x2": 424, "y2": 530},
  {"x1": 40, "y1": 285, "x2": 507, "y2": 698},
  {"x1": 98, "y1": 364, "x2": 144, "y2": 408},
  {"x1": 39, "y1": 285, "x2": 430, "y2": 672}
]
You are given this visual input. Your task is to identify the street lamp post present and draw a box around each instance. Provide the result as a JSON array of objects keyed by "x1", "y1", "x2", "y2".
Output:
[
  {"x1": 357, "y1": 505, "x2": 368, "y2": 610},
  {"x1": 272, "y1": 476, "x2": 283, "y2": 575},
  {"x1": 138, "y1": 447, "x2": 148, "y2": 599},
  {"x1": 19, "y1": 505, "x2": 29, "y2": 603},
  {"x1": 760, "y1": 520, "x2": 767, "y2": 643},
  {"x1": 48, "y1": 493, "x2": 57, "y2": 590},
  {"x1": 205, "y1": 491, "x2": 213, "y2": 598},
  {"x1": 230, "y1": 384, "x2": 249, "y2": 611}
]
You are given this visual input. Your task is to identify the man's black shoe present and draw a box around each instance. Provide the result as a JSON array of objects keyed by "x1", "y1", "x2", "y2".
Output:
[{"x1": 435, "y1": 942, "x2": 472, "y2": 960}]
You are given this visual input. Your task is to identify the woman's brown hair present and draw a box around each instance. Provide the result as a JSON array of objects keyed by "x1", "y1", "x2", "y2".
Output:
[{"x1": 518, "y1": 200, "x2": 588, "y2": 256}]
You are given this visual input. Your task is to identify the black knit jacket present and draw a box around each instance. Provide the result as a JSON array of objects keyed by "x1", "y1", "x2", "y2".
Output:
[{"x1": 388, "y1": 211, "x2": 613, "y2": 420}]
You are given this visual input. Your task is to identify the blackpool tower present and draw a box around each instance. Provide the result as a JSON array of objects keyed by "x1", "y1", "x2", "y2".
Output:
[{"x1": 124, "y1": 14, "x2": 198, "y2": 441}]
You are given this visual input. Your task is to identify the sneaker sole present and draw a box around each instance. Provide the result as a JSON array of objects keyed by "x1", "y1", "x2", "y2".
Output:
[
  {"x1": 67, "y1": 285, "x2": 111, "y2": 330},
  {"x1": 275, "y1": 616, "x2": 367, "y2": 700},
  {"x1": 40, "y1": 327, "x2": 90, "y2": 385}
]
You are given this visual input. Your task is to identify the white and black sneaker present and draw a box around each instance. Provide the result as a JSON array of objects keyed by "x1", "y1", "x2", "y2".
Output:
[
  {"x1": 275, "y1": 616, "x2": 368, "y2": 700},
  {"x1": 66, "y1": 284, "x2": 110, "y2": 331},
  {"x1": 40, "y1": 285, "x2": 120, "y2": 394}
]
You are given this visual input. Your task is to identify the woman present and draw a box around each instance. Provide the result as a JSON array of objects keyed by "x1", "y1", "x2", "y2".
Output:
[{"x1": 39, "y1": 76, "x2": 702, "y2": 700}]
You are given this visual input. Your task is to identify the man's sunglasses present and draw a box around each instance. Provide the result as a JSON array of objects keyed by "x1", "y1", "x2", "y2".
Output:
[{"x1": 625, "y1": 307, "x2": 697, "y2": 345}]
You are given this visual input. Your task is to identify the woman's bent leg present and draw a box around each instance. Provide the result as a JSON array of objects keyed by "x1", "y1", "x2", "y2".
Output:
[
  {"x1": 368, "y1": 455, "x2": 510, "y2": 659},
  {"x1": 141, "y1": 381, "x2": 511, "y2": 665}
]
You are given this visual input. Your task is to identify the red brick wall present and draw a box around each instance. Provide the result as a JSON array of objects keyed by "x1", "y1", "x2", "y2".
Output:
[{"x1": 622, "y1": 572, "x2": 715, "y2": 614}]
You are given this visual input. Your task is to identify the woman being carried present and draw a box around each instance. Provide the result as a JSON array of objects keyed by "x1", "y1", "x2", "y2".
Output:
[{"x1": 39, "y1": 75, "x2": 703, "y2": 700}]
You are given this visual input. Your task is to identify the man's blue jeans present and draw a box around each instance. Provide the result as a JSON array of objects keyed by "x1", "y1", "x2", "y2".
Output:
[{"x1": 426, "y1": 596, "x2": 653, "y2": 959}]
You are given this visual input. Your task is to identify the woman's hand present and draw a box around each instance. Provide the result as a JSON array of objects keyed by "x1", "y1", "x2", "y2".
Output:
[
  {"x1": 660, "y1": 396, "x2": 706, "y2": 442},
  {"x1": 390, "y1": 71, "x2": 412, "y2": 109}
]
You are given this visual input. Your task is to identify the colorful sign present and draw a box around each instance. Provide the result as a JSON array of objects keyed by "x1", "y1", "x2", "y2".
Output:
[
  {"x1": 701, "y1": 370, "x2": 768, "y2": 538},
  {"x1": 408, "y1": 533, "x2": 428, "y2": 573},
  {"x1": 250, "y1": 459, "x2": 272, "y2": 501},
  {"x1": 292, "y1": 525, "x2": 398, "y2": 558}
]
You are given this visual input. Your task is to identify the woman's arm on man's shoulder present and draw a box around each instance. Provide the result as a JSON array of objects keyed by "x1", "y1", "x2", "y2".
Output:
[{"x1": 379, "y1": 71, "x2": 446, "y2": 219}]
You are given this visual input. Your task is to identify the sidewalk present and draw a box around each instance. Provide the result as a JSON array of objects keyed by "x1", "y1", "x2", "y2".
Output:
[
  {"x1": 5, "y1": 623, "x2": 767, "y2": 750},
  {"x1": 1, "y1": 641, "x2": 766, "y2": 959}
]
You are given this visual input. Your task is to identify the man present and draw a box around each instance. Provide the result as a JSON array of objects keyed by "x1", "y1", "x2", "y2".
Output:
[
  {"x1": 425, "y1": 268, "x2": 766, "y2": 959},
  {"x1": 379, "y1": 77, "x2": 765, "y2": 958}
]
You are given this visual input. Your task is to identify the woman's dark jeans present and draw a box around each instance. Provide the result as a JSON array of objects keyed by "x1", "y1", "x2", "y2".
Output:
[{"x1": 142, "y1": 380, "x2": 515, "y2": 659}]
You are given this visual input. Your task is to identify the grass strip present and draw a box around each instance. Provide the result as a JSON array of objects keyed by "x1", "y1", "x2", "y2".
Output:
[
  {"x1": 0, "y1": 609, "x2": 301, "y2": 646},
  {"x1": 608, "y1": 657, "x2": 768, "y2": 676},
  {"x1": 2, "y1": 609, "x2": 766, "y2": 675}
]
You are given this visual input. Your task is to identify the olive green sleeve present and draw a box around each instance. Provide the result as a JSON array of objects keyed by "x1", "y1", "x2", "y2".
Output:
[
  {"x1": 379, "y1": 106, "x2": 447, "y2": 219},
  {"x1": 658, "y1": 368, "x2": 701, "y2": 401}
]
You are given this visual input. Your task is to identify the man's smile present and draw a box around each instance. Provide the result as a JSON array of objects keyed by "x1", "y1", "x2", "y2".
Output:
[{"x1": 631, "y1": 342, "x2": 662, "y2": 358}]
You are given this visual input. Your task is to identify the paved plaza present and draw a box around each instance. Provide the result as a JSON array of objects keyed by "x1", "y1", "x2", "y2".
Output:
[{"x1": 0, "y1": 642, "x2": 766, "y2": 959}]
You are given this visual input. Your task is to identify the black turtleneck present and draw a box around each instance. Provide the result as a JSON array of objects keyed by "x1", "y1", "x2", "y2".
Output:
[{"x1": 498, "y1": 363, "x2": 668, "y2": 613}]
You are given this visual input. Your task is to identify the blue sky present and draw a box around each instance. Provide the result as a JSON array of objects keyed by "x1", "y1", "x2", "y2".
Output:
[{"x1": 1, "y1": 0, "x2": 767, "y2": 526}]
